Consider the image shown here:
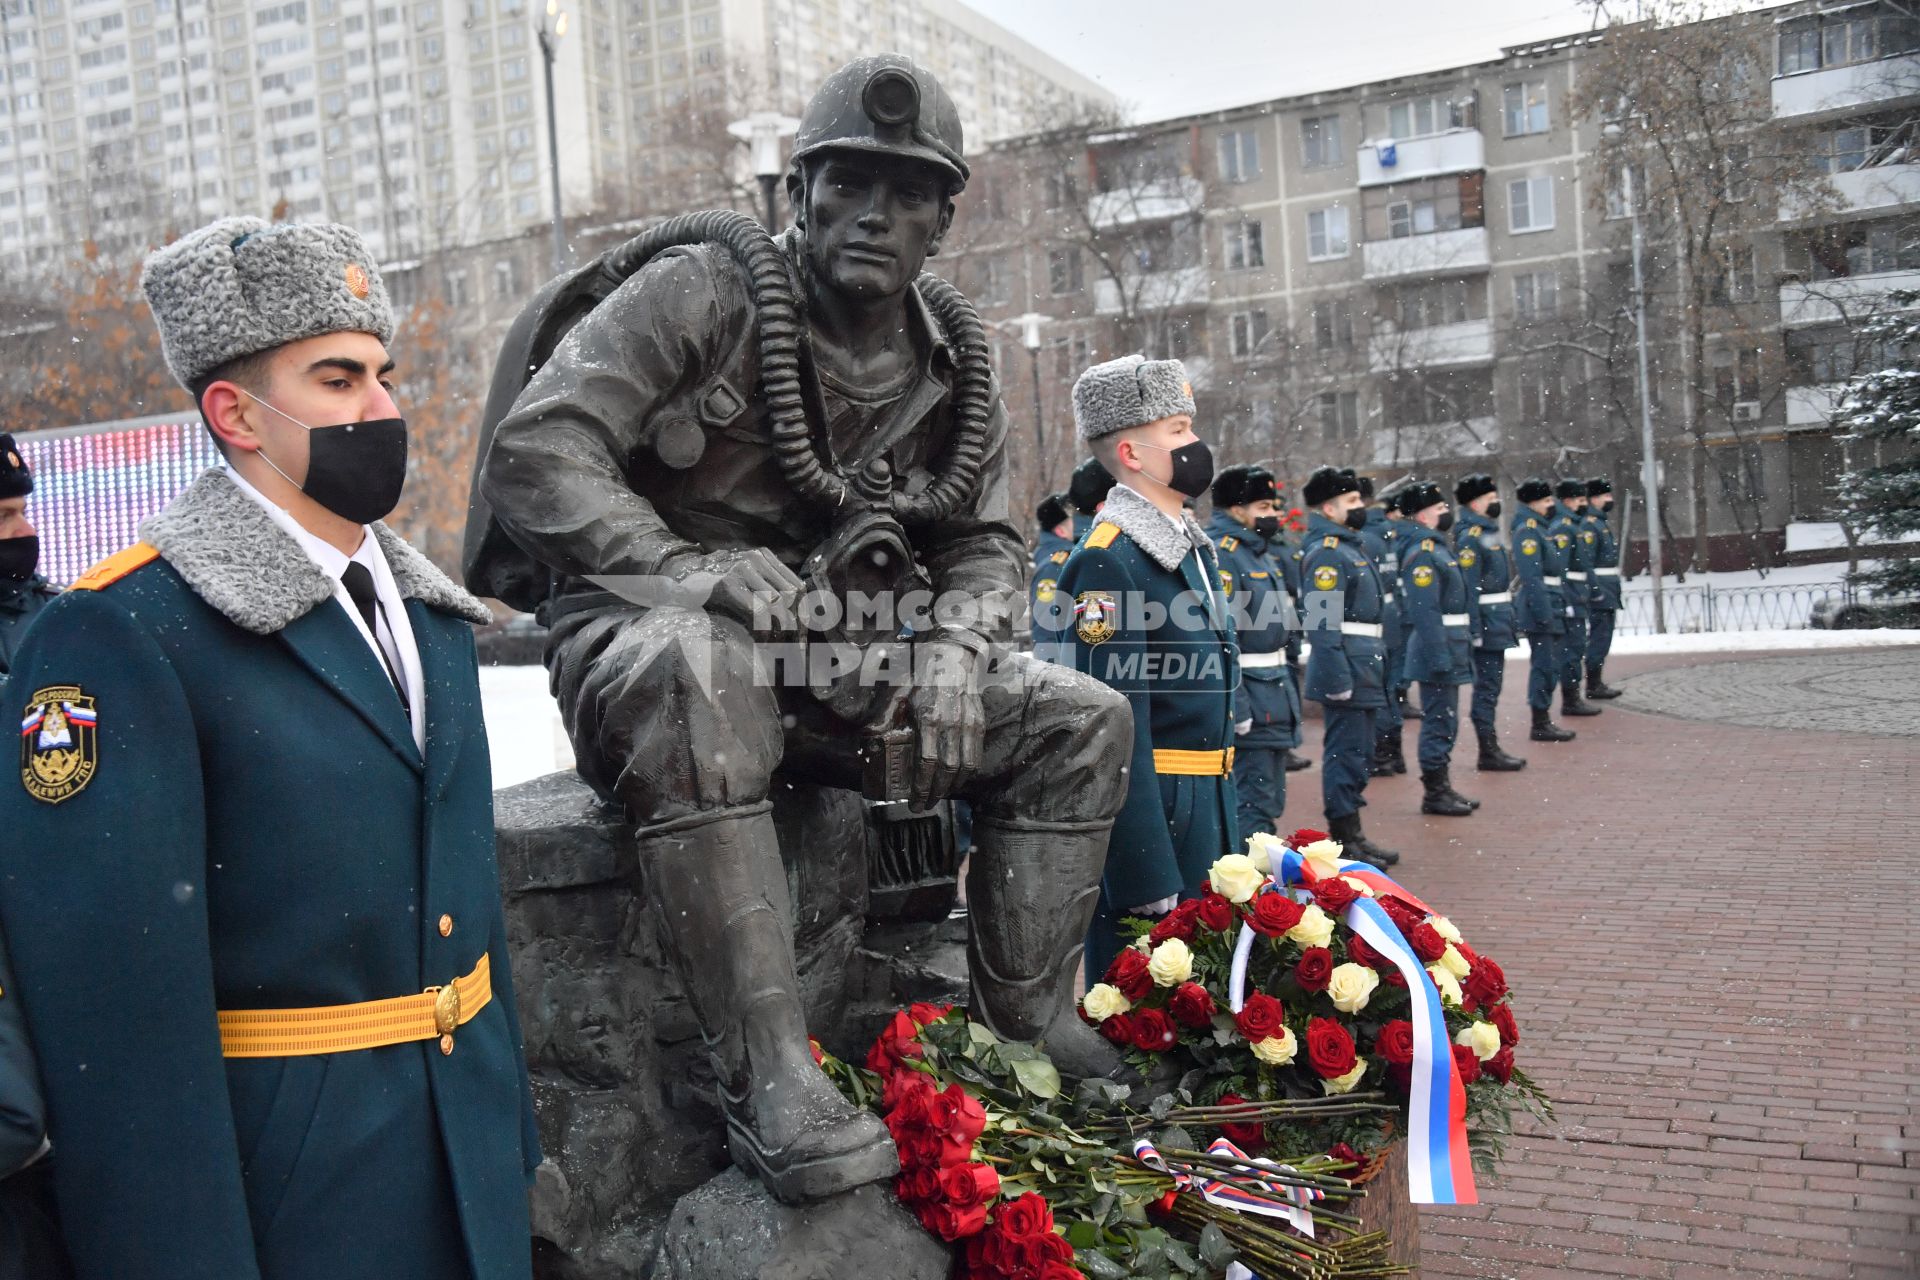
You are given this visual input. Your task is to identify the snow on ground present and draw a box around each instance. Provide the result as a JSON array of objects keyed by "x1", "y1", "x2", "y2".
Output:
[
  {"x1": 1619, "y1": 557, "x2": 1872, "y2": 596},
  {"x1": 1528, "y1": 628, "x2": 1920, "y2": 658}
]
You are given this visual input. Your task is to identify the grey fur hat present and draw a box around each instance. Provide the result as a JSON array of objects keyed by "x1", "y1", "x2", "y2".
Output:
[
  {"x1": 141, "y1": 216, "x2": 395, "y2": 388},
  {"x1": 1072, "y1": 354, "x2": 1196, "y2": 442}
]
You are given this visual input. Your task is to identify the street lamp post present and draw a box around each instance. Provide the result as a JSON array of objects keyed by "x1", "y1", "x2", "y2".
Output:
[
  {"x1": 727, "y1": 112, "x2": 801, "y2": 232},
  {"x1": 1015, "y1": 311, "x2": 1047, "y2": 461},
  {"x1": 1606, "y1": 123, "x2": 1666, "y2": 634},
  {"x1": 536, "y1": 0, "x2": 569, "y2": 277}
]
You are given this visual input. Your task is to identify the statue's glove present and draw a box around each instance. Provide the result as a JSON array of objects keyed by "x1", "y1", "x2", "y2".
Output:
[
  {"x1": 906, "y1": 636, "x2": 987, "y2": 810},
  {"x1": 657, "y1": 547, "x2": 804, "y2": 637}
]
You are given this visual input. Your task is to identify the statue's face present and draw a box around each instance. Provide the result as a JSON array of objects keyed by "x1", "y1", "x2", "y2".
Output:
[{"x1": 799, "y1": 153, "x2": 954, "y2": 301}]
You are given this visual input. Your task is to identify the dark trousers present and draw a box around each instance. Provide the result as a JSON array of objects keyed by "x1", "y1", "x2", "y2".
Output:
[
  {"x1": 1469, "y1": 648, "x2": 1505, "y2": 736},
  {"x1": 1525, "y1": 632, "x2": 1558, "y2": 710},
  {"x1": 1321, "y1": 703, "x2": 1377, "y2": 821},
  {"x1": 1586, "y1": 609, "x2": 1615, "y2": 673},
  {"x1": 1232, "y1": 745, "x2": 1286, "y2": 840},
  {"x1": 0, "y1": 1164, "x2": 72, "y2": 1280},
  {"x1": 1560, "y1": 611, "x2": 1589, "y2": 691},
  {"x1": 1378, "y1": 635, "x2": 1404, "y2": 735},
  {"x1": 1416, "y1": 680, "x2": 1459, "y2": 772}
]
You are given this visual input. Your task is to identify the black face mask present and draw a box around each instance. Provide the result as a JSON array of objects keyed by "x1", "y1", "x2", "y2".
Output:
[
  {"x1": 254, "y1": 396, "x2": 410, "y2": 525},
  {"x1": 0, "y1": 534, "x2": 37, "y2": 584},
  {"x1": 1594, "y1": 502, "x2": 1612, "y2": 517},
  {"x1": 1138, "y1": 438, "x2": 1215, "y2": 500},
  {"x1": 1252, "y1": 515, "x2": 1282, "y2": 539},
  {"x1": 1484, "y1": 501, "x2": 1502, "y2": 520},
  {"x1": 1435, "y1": 511, "x2": 1455, "y2": 533},
  {"x1": 1343, "y1": 505, "x2": 1369, "y2": 530}
]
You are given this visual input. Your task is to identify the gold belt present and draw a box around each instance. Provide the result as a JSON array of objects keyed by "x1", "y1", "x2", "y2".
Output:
[
  {"x1": 1153, "y1": 747, "x2": 1235, "y2": 776},
  {"x1": 217, "y1": 955, "x2": 491, "y2": 1059}
]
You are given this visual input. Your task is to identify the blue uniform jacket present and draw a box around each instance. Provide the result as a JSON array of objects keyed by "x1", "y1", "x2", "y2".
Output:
[
  {"x1": 1056, "y1": 487, "x2": 1239, "y2": 908},
  {"x1": 1300, "y1": 513, "x2": 1389, "y2": 708},
  {"x1": 1205, "y1": 512, "x2": 1300, "y2": 750},
  {"x1": 0, "y1": 472, "x2": 539, "y2": 1280},
  {"x1": 1357, "y1": 508, "x2": 1404, "y2": 651},
  {"x1": 1454, "y1": 509, "x2": 1519, "y2": 651},
  {"x1": 1399, "y1": 532, "x2": 1473, "y2": 686},
  {"x1": 1028, "y1": 529, "x2": 1075, "y2": 655},
  {"x1": 1510, "y1": 510, "x2": 1566, "y2": 635},
  {"x1": 1549, "y1": 503, "x2": 1593, "y2": 616},
  {"x1": 1585, "y1": 509, "x2": 1623, "y2": 611}
]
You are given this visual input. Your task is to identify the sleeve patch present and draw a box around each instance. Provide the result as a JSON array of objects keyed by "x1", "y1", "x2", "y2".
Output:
[
  {"x1": 1074, "y1": 590, "x2": 1117, "y2": 645},
  {"x1": 1459, "y1": 548, "x2": 1477, "y2": 568},
  {"x1": 20, "y1": 685, "x2": 100, "y2": 804},
  {"x1": 1520, "y1": 539, "x2": 1539, "y2": 556},
  {"x1": 1312, "y1": 564, "x2": 1339, "y2": 590},
  {"x1": 1412, "y1": 564, "x2": 1435, "y2": 588}
]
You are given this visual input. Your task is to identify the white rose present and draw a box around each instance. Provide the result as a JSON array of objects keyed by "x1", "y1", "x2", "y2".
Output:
[
  {"x1": 1245, "y1": 831, "x2": 1283, "y2": 874},
  {"x1": 1438, "y1": 943, "x2": 1471, "y2": 980},
  {"x1": 1286, "y1": 903, "x2": 1336, "y2": 949},
  {"x1": 1428, "y1": 915, "x2": 1463, "y2": 944},
  {"x1": 1426, "y1": 964, "x2": 1464, "y2": 1008},
  {"x1": 1455, "y1": 1021, "x2": 1501, "y2": 1062},
  {"x1": 1298, "y1": 839, "x2": 1345, "y2": 880},
  {"x1": 1148, "y1": 937, "x2": 1194, "y2": 987},
  {"x1": 1250, "y1": 1026, "x2": 1298, "y2": 1066},
  {"x1": 1321, "y1": 1060, "x2": 1368, "y2": 1095},
  {"x1": 1210, "y1": 853, "x2": 1266, "y2": 904},
  {"x1": 1326, "y1": 962, "x2": 1381, "y2": 1014},
  {"x1": 1132, "y1": 935, "x2": 1153, "y2": 954},
  {"x1": 1081, "y1": 983, "x2": 1132, "y2": 1022},
  {"x1": 1339, "y1": 875, "x2": 1374, "y2": 897}
]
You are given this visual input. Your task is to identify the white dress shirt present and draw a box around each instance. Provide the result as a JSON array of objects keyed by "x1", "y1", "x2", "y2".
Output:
[{"x1": 225, "y1": 466, "x2": 427, "y2": 750}]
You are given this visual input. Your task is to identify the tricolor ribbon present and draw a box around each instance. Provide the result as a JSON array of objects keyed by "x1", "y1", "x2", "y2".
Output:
[
  {"x1": 1132, "y1": 1135, "x2": 1322, "y2": 1237},
  {"x1": 1227, "y1": 844, "x2": 1478, "y2": 1206}
]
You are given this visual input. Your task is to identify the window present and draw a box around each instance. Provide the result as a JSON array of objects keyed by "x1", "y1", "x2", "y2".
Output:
[
  {"x1": 1517, "y1": 357, "x2": 1566, "y2": 419},
  {"x1": 1300, "y1": 113, "x2": 1341, "y2": 168},
  {"x1": 1386, "y1": 93, "x2": 1462, "y2": 140},
  {"x1": 1228, "y1": 309, "x2": 1270, "y2": 359},
  {"x1": 969, "y1": 255, "x2": 1008, "y2": 305},
  {"x1": 1722, "y1": 143, "x2": 1752, "y2": 202},
  {"x1": 1394, "y1": 278, "x2": 1471, "y2": 329},
  {"x1": 1217, "y1": 128, "x2": 1259, "y2": 183},
  {"x1": 1226, "y1": 219, "x2": 1264, "y2": 270},
  {"x1": 1778, "y1": 5, "x2": 1920, "y2": 75},
  {"x1": 1047, "y1": 246, "x2": 1082, "y2": 295},
  {"x1": 1508, "y1": 175, "x2": 1554, "y2": 233},
  {"x1": 1710, "y1": 244, "x2": 1756, "y2": 305},
  {"x1": 493, "y1": 258, "x2": 520, "y2": 298},
  {"x1": 1318, "y1": 390, "x2": 1359, "y2": 441},
  {"x1": 1785, "y1": 327, "x2": 1899, "y2": 385},
  {"x1": 1714, "y1": 444, "x2": 1766, "y2": 508},
  {"x1": 1502, "y1": 80, "x2": 1548, "y2": 137},
  {"x1": 1798, "y1": 220, "x2": 1920, "y2": 279},
  {"x1": 1385, "y1": 371, "x2": 1492, "y2": 427},
  {"x1": 1603, "y1": 161, "x2": 1642, "y2": 220},
  {"x1": 1386, "y1": 198, "x2": 1437, "y2": 239},
  {"x1": 1313, "y1": 297, "x2": 1353, "y2": 350},
  {"x1": 1306, "y1": 205, "x2": 1349, "y2": 260},
  {"x1": 1044, "y1": 170, "x2": 1077, "y2": 209},
  {"x1": 1712, "y1": 345, "x2": 1762, "y2": 409}
]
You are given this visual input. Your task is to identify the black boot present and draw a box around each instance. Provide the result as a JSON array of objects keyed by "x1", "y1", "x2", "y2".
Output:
[
  {"x1": 1284, "y1": 750, "x2": 1312, "y2": 772},
  {"x1": 1329, "y1": 811, "x2": 1399, "y2": 868},
  {"x1": 1421, "y1": 769, "x2": 1474, "y2": 816},
  {"x1": 1368, "y1": 732, "x2": 1396, "y2": 778},
  {"x1": 1586, "y1": 665, "x2": 1622, "y2": 700},
  {"x1": 1475, "y1": 727, "x2": 1528, "y2": 772},
  {"x1": 1530, "y1": 706, "x2": 1576, "y2": 742},
  {"x1": 1399, "y1": 687, "x2": 1423, "y2": 720},
  {"x1": 1388, "y1": 725, "x2": 1409, "y2": 774},
  {"x1": 1438, "y1": 765, "x2": 1479, "y2": 810},
  {"x1": 1561, "y1": 683, "x2": 1603, "y2": 717}
]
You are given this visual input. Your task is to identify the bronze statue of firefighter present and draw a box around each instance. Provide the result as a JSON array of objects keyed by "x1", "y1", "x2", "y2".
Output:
[{"x1": 465, "y1": 56, "x2": 1132, "y2": 1204}]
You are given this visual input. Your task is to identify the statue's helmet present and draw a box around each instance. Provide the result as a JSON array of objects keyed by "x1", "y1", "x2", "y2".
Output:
[{"x1": 789, "y1": 54, "x2": 969, "y2": 194}]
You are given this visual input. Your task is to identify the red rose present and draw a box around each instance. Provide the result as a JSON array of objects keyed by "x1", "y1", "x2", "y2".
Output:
[
  {"x1": 1247, "y1": 892, "x2": 1305, "y2": 938},
  {"x1": 1040, "y1": 1263, "x2": 1080, "y2": 1280},
  {"x1": 1130, "y1": 1008, "x2": 1178, "y2": 1053},
  {"x1": 1234, "y1": 992, "x2": 1285, "y2": 1042},
  {"x1": 1304, "y1": 1016, "x2": 1357, "y2": 1079},
  {"x1": 1040, "y1": 1233, "x2": 1073, "y2": 1264},
  {"x1": 1294, "y1": 946, "x2": 1333, "y2": 992},
  {"x1": 894, "y1": 1130, "x2": 946, "y2": 1172},
  {"x1": 1373, "y1": 1019, "x2": 1416, "y2": 1067},
  {"x1": 1168, "y1": 982, "x2": 1216, "y2": 1029},
  {"x1": 1149, "y1": 900, "x2": 1200, "y2": 945},
  {"x1": 1104, "y1": 948, "x2": 1153, "y2": 1002},
  {"x1": 1326, "y1": 1141, "x2": 1361, "y2": 1172},
  {"x1": 909, "y1": 1001, "x2": 954, "y2": 1027},
  {"x1": 897, "y1": 1166, "x2": 941, "y2": 1204},
  {"x1": 882, "y1": 1069, "x2": 936, "y2": 1113},
  {"x1": 919, "y1": 1200, "x2": 989, "y2": 1242},
  {"x1": 1463, "y1": 956, "x2": 1508, "y2": 1010},
  {"x1": 1098, "y1": 1013, "x2": 1136, "y2": 1046},
  {"x1": 865, "y1": 1009, "x2": 927, "y2": 1074},
  {"x1": 936, "y1": 1084, "x2": 987, "y2": 1162},
  {"x1": 1378, "y1": 895, "x2": 1424, "y2": 934},
  {"x1": 996, "y1": 1191, "x2": 1055, "y2": 1241},
  {"x1": 1345, "y1": 932, "x2": 1389, "y2": 971},
  {"x1": 1385, "y1": 970, "x2": 1408, "y2": 988},
  {"x1": 808, "y1": 1037, "x2": 824, "y2": 1065},
  {"x1": 1216, "y1": 1093, "x2": 1265, "y2": 1152},
  {"x1": 1406, "y1": 922, "x2": 1447, "y2": 962},
  {"x1": 939, "y1": 1161, "x2": 1000, "y2": 1209},
  {"x1": 1486, "y1": 1045, "x2": 1516, "y2": 1085},
  {"x1": 1451, "y1": 1043, "x2": 1482, "y2": 1085},
  {"x1": 1312, "y1": 876, "x2": 1360, "y2": 915},
  {"x1": 1287, "y1": 827, "x2": 1328, "y2": 848},
  {"x1": 1489, "y1": 1002, "x2": 1520, "y2": 1047},
  {"x1": 886, "y1": 1086, "x2": 939, "y2": 1139},
  {"x1": 1196, "y1": 893, "x2": 1236, "y2": 932},
  {"x1": 1385, "y1": 1062, "x2": 1412, "y2": 1093}
]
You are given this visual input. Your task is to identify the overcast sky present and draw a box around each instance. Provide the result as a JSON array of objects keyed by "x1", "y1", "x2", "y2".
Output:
[{"x1": 956, "y1": 0, "x2": 1727, "y2": 123}]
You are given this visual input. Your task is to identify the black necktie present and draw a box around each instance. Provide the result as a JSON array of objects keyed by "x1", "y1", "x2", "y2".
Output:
[{"x1": 340, "y1": 561, "x2": 409, "y2": 710}]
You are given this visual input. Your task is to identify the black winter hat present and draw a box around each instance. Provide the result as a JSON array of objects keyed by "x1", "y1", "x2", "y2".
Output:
[
  {"x1": 1303, "y1": 466, "x2": 1360, "y2": 508},
  {"x1": 1396, "y1": 481, "x2": 1446, "y2": 517},
  {"x1": 1517, "y1": 478, "x2": 1553, "y2": 504},
  {"x1": 1555, "y1": 477, "x2": 1587, "y2": 500},
  {"x1": 1211, "y1": 464, "x2": 1278, "y2": 509},
  {"x1": 1587, "y1": 477, "x2": 1613, "y2": 497},
  {"x1": 1067, "y1": 456, "x2": 1116, "y2": 515},
  {"x1": 1035, "y1": 492, "x2": 1070, "y2": 530},
  {"x1": 1354, "y1": 473, "x2": 1375, "y2": 500},
  {"x1": 1454, "y1": 473, "x2": 1497, "y2": 504},
  {"x1": 0, "y1": 434, "x2": 31, "y2": 500}
]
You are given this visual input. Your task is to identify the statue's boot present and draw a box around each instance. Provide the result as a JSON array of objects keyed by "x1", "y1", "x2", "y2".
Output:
[
  {"x1": 967, "y1": 815, "x2": 1128, "y2": 1081},
  {"x1": 638, "y1": 805, "x2": 896, "y2": 1204}
]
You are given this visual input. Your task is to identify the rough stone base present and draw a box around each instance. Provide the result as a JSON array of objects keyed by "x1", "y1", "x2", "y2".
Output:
[{"x1": 650, "y1": 1170, "x2": 952, "y2": 1280}]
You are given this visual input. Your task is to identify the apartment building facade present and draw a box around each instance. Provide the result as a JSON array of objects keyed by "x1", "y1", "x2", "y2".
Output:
[{"x1": 951, "y1": 1, "x2": 1920, "y2": 570}]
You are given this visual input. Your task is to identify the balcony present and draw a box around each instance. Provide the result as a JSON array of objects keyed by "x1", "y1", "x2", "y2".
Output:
[
  {"x1": 1778, "y1": 269, "x2": 1920, "y2": 327},
  {"x1": 1369, "y1": 417, "x2": 1500, "y2": 468},
  {"x1": 1092, "y1": 265, "x2": 1210, "y2": 317},
  {"x1": 1778, "y1": 163, "x2": 1920, "y2": 221},
  {"x1": 1786, "y1": 382, "x2": 1847, "y2": 428},
  {"x1": 1367, "y1": 318, "x2": 1495, "y2": 373},
  {"x1": 1357, "y1": 129, "x2": 1486, "y2": 188},
  {"x1": 1362, "y1": 227, "x2": 1490, "y2": 282},
  {"x1": 1086, "y1": 177, "x2": 1205, "y2": 230},
  {"x1": 1773, "y1": 53, "x2": 1920, "y2": 120}
]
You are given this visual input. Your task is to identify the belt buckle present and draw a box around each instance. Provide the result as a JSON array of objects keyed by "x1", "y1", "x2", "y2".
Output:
[{"x1": 428, "y1": 983, "x2": 462, "y2": 1036}]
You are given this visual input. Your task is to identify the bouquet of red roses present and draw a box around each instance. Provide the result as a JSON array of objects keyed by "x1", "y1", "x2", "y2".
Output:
[{"x1": 1077, "y1": 830, "x2": 1549, "y2": 1196}]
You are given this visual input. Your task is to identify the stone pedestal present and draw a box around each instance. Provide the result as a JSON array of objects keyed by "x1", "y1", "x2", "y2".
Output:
[
  {"x1": 1351, "y1": 1143, "x2": 1420, "y2": 1269},
  {"x1": 650, "y1": 1170, "x2": 952, "y2": 1280}
]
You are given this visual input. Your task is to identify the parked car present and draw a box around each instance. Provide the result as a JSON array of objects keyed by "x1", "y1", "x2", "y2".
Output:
[{"x1": 1810, "y1": 590, "x2": 1920, "y2": 630}]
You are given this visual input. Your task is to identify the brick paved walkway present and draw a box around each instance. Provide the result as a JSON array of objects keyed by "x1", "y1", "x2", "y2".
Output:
[
  {"x1": 1310, "y1": 644, "x2": 1920, "y2": 1279},
  {"x1": 1614, "y1": 649, "x2": 1920, "y2": 738}
]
